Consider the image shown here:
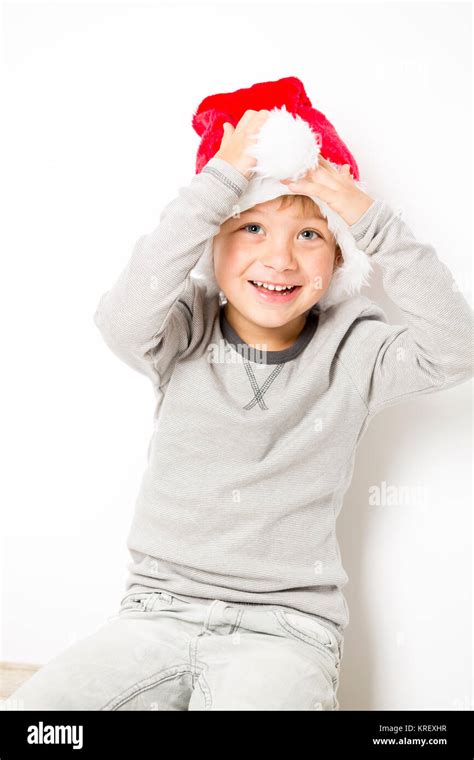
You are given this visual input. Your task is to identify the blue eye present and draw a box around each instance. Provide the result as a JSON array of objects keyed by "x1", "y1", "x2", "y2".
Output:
[
  {"x1": 298, "y1": 229, "x2": 322, "y2": 240},
  {"x1": 240, "y1": 225, "x2": 322, "y2": 240},
  {"x1": 242, "y1": 223, "x2": 264, "y2": 234}
]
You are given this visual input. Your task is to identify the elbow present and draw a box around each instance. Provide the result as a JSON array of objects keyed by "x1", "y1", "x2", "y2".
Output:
[
  {"x1": 92, "y1": 292, "x2": 119, "y2": 342},
  {"x1": 447, "y1": 327, "x2": 474, "y2": 382},
  {"x1": 92, "y1": 301, "x2": 110, "y2": 339},
  {"x1": 448, "y1": 354, "x2": 474, "y2": 385},
  {"x1": 436, "y1": 344, "x2": 474, "y2": 386}
]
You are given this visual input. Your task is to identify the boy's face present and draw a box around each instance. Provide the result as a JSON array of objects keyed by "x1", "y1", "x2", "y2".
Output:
[{"x1": 213, "y1": 195, "x2": 340, "y2": 328}]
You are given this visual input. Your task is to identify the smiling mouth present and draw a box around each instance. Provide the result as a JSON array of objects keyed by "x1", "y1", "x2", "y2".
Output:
[{"x1": 248, "y1": 280, "x2": 300, "y2": 295}]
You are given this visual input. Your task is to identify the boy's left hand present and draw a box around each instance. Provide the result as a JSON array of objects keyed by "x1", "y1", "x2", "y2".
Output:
[{"x1": 280, "y1": 156, "x2": 374, "y2": 226}]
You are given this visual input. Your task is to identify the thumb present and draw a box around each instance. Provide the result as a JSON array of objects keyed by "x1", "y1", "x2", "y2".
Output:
[{"x1": 222, "y1": 122, "x2": 234, "y2": 133}]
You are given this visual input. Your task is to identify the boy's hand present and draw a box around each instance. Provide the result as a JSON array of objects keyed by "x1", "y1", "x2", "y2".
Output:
[
  {"x1": 214, "y1": 109, "x2": 270, "y2": 180},
  {"x1": 280, "y1": 156, "x2": 375, "y2": 226}
]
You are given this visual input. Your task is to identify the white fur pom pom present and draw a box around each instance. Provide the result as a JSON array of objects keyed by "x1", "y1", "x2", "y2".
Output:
[{"x1": 245, "y1": 105, "x2": 320, "y2": 182}]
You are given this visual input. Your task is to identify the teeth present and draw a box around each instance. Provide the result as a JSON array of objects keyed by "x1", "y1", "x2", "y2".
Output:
[{"x1": 252, "y1": 281, "x2": 295, "y2": 291}]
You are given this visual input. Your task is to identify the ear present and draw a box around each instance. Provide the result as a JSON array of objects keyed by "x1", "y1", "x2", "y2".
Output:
[{"x1": 333, "y1": 246, "x2": 343, "y2": 270}]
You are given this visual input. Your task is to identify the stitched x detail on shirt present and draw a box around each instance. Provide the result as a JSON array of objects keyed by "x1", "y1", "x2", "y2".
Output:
[{"x1": 242, "y1": 359, "x2": 285, "y2": 410}]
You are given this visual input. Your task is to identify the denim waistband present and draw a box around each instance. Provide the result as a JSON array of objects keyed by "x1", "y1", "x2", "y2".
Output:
[{"x1": 124, "y1": 584, "x2": 344, "y2": 644}]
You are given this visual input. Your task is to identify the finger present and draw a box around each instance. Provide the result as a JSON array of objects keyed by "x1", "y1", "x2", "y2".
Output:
[
  {"x1": 318, "y1": 155, "x2": 343, "y2": 172},
  {"x1": 318, "y1": 157, "x2": 353, "y2": 184},
  {"x1": 318, "y1": 157, "x2": 350, "y2": 184},
  {"x1": 235, "y1": 110, "x2": 256, "y2": 129},
  {"x1": 285, "y1": 179, "x2": 338, "y2": 203},
  {"x1": 221, "y1": 123, "x2": 234, "y2": 145},
  {"x1": 248, "y1": 111, "x2": 270, "y2": 134},
  {"x1": 308, "y1": 165, "x2": 341, "y2": 191},
  {"x1": 248, "y1": 116, "x2": 269, "y2": 141},
  {"x1": 316, "y1": 155, "x2": 338, "y2": 171},
  {"x1": 339, "y1": 164, "x2": 352, "y2": 177},
  {"x1": 283, "y1": 168, "x2": 335, "y2": 190}
]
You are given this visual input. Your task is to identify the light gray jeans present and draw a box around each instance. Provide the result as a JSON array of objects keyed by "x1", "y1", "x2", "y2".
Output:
[{"x1": 5, "y1": 590, "x2": 343, "y2": 711}]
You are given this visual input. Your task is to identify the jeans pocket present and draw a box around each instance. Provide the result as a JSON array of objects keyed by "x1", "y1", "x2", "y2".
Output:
[{"x1": 272, "y1": 609, "x2": 341, "y2": 671}]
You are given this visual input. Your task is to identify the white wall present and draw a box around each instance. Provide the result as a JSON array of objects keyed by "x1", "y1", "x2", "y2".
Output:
[{"x1": 1, "y1": 1, "x2": 472, "y2": 710}]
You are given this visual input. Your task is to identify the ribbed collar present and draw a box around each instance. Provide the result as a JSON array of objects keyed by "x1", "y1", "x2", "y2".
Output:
[{"x1": 219, "y1": 304, "x2": 320, "y2": 365}]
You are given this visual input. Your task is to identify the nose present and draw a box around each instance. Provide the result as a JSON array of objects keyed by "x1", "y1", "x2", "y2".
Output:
[{"x1": 260, "y1": 237, "x2": 298, "y2": 273}]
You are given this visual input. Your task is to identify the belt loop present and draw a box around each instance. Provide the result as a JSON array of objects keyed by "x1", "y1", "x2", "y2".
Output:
[
  {"x1": 158, "y1": 590, "x2": 174, "y2": 604},
  {"x1": 203, "y1": 599, "x2": 223, "y2": 630},
  {"x1": 338, "y1": 637, "x2": 344, "y2": 662}
]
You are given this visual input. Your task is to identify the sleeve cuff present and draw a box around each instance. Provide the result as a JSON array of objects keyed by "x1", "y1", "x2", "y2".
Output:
[
  {"x1": 349, "y1": 198, "x2": 397, "y2": 247},
  {"x1": 201, "y1": 156, "x2": 250, "y2": 198}
]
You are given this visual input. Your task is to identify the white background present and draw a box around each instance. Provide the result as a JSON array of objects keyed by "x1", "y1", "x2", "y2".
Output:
[{"x1": 1, "y1": 1, "x2": 472, "y2": 710}]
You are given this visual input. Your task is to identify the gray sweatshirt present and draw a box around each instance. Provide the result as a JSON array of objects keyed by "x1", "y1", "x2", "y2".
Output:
[{"x1": 93, "y1": 156, "x2": 473, "y2": 643}]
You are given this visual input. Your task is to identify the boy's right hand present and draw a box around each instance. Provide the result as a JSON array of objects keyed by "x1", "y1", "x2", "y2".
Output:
[{"x1": 214, "y1": 109, "x2": 270, "y2": 180}]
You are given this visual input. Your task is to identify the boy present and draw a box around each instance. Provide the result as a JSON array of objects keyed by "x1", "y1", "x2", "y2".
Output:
[{"x1": 7, "y1": 78, "x2": 473, "y2": 711}]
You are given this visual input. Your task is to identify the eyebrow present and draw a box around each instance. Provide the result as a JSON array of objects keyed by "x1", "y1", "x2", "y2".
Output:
[{"x1": 238, "y1": 208, "x2": 325, "y2": 222}]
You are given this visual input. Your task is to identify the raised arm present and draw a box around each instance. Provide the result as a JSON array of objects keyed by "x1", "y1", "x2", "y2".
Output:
[
  {"x1": 286, "y1": 158, "x2": 473, "y2": 416},
  {"x1": 93, "y1": 109, "x2": 272, "y2": 390},
  {"x1": 93, "y1": 156, "x2": 249, "y2": 387},
  {"x1": 343, "y1": 199, "x2": 473, "y2": 414}
]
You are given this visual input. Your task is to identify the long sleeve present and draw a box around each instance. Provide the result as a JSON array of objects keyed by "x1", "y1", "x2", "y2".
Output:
[
  {"x1": 337, "y1": 199, "x2": 474, "y2": 417},
  {"x1": 93, "y1": 157, "x2": 249, "y2": 388}
]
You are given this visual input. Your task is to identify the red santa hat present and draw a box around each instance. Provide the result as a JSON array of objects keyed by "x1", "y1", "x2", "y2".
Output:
[{"x1": 190, "y1": 76, "x2": 373, "y2": 311}]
